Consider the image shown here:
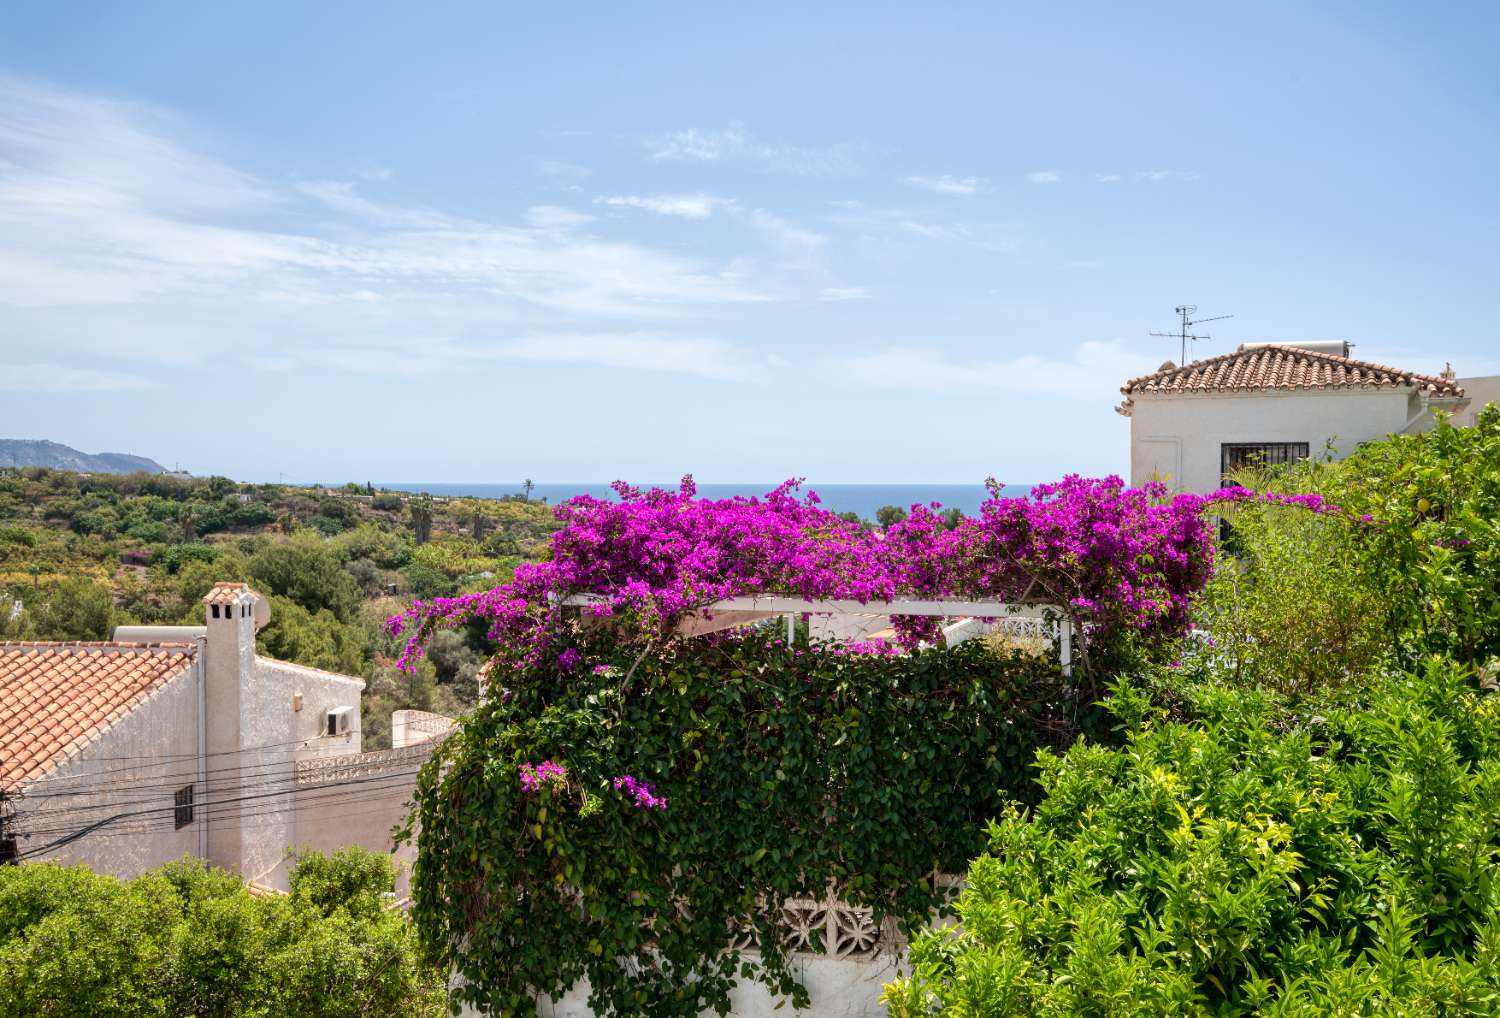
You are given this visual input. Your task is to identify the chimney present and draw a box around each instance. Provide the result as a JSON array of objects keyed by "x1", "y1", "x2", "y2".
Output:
[{"x1": 201, "y1": 582, "x2": 269, "y2": 873}]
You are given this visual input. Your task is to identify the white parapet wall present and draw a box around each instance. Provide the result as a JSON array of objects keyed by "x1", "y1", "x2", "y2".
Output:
[{"x1": 454, "y1": 882, "x2": 961, "y2": 1017}]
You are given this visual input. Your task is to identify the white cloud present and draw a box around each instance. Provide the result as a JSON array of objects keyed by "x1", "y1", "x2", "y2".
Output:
[
  {"x1": 1027, "y1": 171, "x2": 1061, "y2": 184},
  {"x1": 525, "y1": 205, "x2": 594, "y2": 228},
  {"x1": 0, "y1": 363, "x2": 154, "y2": 392},
  {"x1": 356, "y1": 166, "x2": 394, "y2": 182},
  {"x1": 647, "y1": 123, "x2": 856, "y2": 176},
  {"x1": 1095, "y1": 173, "x2": 1122, "y2": 183},
  {"x1": 1136, "y1": 170, "x2": 1198, "y2": 182},
  {"x1": 597, "y1": 194, "x2": 730, "y2": 219},
  {"x1": 839, "y1": 338, "x2": 1155, "y2": 399},
  {"x1": 0, "y1": 75, "x2": 775, "y2": 325},
  {"x1": 818, "y1": 287, "x2": 869, "y2": 301},
  {"x1": 904, "y1": 175, "x2": 982, "y2": 196},
  {"x1": 492, "y1": 333, "x2": 759, "y2": 381},
  {"x1": 535, "y1": 159, "x2": 590, "y2": 180}
]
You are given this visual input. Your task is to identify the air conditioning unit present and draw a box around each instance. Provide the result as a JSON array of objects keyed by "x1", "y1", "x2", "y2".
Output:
[{"x1": 326, "y1": 706, "x2": 355, "y2": 737}]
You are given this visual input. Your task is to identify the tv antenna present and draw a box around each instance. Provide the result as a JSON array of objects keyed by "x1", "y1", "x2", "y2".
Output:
[{"x1": 1150, "y1": 305, "x2": 1233, "y2": 365}]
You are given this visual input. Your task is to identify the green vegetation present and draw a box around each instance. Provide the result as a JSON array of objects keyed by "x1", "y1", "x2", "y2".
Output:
[
  {"x1": 409, "y1": 630, "x2": 1093, "y2": 1017},
  {"x1": 0, "y1": 847, "x2": 444, "y2": 1018},
  {"x1": 885, "y1": 405, "x2": 1500, "y2": 1016},
  {"x1": 0, "y1": 468, "x2": 558, "y2": 745}
]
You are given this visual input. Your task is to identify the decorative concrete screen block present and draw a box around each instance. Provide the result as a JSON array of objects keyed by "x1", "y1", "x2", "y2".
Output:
[
  {"x1": 456, "y1": 879, "x2": 963, "y2": 1017},
  {"x1": 295, "y1": 742, "x2": 437, "y2": 785}
]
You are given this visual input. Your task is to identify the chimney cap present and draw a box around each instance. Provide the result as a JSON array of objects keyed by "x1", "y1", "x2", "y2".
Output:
[{"x1": 202, "y1": 581, "x2": 256, "y2": 606}]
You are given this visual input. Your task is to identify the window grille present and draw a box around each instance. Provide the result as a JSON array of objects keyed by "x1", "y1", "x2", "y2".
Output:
[
  {"x1": 174, "y1": 784, "x2": 194, "y2": 829},
  {"x1": 1221, "y1": 442, "x2": 1310, "y2": 480}
]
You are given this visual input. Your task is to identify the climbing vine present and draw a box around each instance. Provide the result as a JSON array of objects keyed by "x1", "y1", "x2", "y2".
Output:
[{"x1": 403, "y1": 628, "x2": 1096, "y2": 1017}]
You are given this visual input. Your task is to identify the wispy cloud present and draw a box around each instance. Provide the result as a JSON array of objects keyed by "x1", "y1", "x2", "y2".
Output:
[
  {"x1": 1136, "y1": 170, "x2": 1198, "y2": 182},
  {"x1": 492, "y1": 333, "x2": 761, "y2": 381},
  {"x1": 818, "y1": 287, "x2": 869, "y2": 301},
  {"x1": 525, "y1": 205, "x2": 594, "y2": 228},
  {"x1": 0, "y1": 75, "x2": 777, "y2": 333},
  {"x1": 838, "y1": 339, "x2": 1154, "y2": 399},
  {"x1": 0, "y1": 363, "x2": 155, "y2": 392},
  {"x1": 1027, "y1": 170, "x2": 1061, "y2": 184},
  {"x1": 1095, "y1": 173, "x2": 1122, "y2": 183},
  {"x1": 597, "y1": 194, "x2": 731, "y2": 219},
  {"x1": 904, "y1": 175, "x2": 983, "y2": 196},
  {"x1": 356, "y1": 166, "x2": 394, "y2": 182},
  {"x1": 535, "y1": 158, "x2": 590, "y2": 180},
  {"x1": 647, "y1": 123, "x2": 856, "y2": 176}
]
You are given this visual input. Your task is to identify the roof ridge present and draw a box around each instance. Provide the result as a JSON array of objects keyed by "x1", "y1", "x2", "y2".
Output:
[
  {"x1": 0, "y1": 641, "x2": 199, "y2": 651},
  {"x1": 1121, "y1": 343, "x2": 1465, "y2": 397}
]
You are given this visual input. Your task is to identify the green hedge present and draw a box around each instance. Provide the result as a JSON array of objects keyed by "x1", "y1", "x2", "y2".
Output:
[
  {"x1": 884, "y1": 662, "x2": 1500, "y2": 1016},
  {"x1": 406, "y1": 629, "x2": 1101, "y2": 1017},
  {"x1": 0, "y1": 848, "x2": 444, "y2": 1018}
]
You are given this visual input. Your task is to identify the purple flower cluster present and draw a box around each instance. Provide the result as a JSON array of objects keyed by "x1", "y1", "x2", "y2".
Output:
[
  {"x1": 387, "y1": 474, "x2": 1343, "y2": 672},
  {"x1": 519, "y1": 759, "x2": 568, "y2": 794},
  {"x1": 612, "y1": 774, "x2": 667, "y2": 810}
]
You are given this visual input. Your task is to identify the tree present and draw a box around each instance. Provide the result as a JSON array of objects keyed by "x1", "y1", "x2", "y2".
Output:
[
  {"x1": 522, "y1": 479, "x2": 534, "y2": 501},
  {"x1": 0, "y1": 851, "x2": 445, "y2": 1018},
  {"x1": 408, "y1": 494, "x2": 434, "y2": 545},
  {"x1": 875, "y1": 504, "x2": 908, "y2": 529},
  {"x1": 30, "y1": 577, "x2": 115, "y2": 640},
  {"x1": 249, "y1": 534, "x2": 362, "y2": 621}
]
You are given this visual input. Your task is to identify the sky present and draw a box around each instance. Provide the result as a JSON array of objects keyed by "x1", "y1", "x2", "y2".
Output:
[{"x1": 1, "y1": 1, "x2": 1497, "y2": 484}]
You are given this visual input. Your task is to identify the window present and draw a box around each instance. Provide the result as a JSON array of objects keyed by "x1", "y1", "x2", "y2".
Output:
[
  {"x1": 1220, "y1": 442, "x2": 1310, "y2": 481},
  {"x1": 174, "y1": 784, "x2": 194, "y2": 829}
]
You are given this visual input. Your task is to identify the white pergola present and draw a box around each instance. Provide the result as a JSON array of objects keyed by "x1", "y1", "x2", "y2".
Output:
[{"x1": 562, "y1": 594, "x2": 1073, "y2": 674}]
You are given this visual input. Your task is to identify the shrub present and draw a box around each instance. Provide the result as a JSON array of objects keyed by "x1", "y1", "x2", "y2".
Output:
[
  {"x1": 0, "y1": 850, "x2": 444, "y2": 1017},
  {"x1": 405, "y1": 629, "x2": 1097, "y2": 1017},
  {"x1": 1198, "y1": 495, "x2": 1387, "y2": 694},
  {"x1": 883, "y1": 662, "x2": 1500, "y2": 1016},
  {"x1": 249, "y1": 533, "x2": 362, "y2": 622},
  {"x1": 1325, "y1": 404, "x2": 1500, "y2": 668}
]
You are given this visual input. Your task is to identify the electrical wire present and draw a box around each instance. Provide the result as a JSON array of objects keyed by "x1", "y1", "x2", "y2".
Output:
[{"x1": 16, "y1": 766, "x2": 427, "y2": 860}]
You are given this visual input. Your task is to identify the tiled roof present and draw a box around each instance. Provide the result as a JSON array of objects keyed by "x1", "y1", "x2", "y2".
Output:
[
  {"x1": 1121, "y1": 345, "x2": 1466, "y2": 400},
  {"x1": 203, "y1": 581, "x2": 255, "y2": 606},
  {"x1": 0, "y1": 642, "x2": 197, "y2": 789}
]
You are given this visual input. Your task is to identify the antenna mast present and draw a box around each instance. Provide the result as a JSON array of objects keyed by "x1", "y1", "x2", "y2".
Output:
[{"x1": 1150, "y1": 304, "x2": 1234, "y2": 364}]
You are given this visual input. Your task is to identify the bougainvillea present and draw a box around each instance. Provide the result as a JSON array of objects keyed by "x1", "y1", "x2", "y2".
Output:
[{"x1": 385, "y1": 474, "x2": 1322, "y2": 676}]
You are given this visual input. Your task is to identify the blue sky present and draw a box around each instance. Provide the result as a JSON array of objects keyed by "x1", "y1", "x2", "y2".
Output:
[{"x1": 2, "y1": 1, "x2": 1497, "y2": 483}]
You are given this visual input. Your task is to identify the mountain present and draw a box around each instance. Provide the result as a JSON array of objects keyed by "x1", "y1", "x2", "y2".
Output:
[{"x1": 0, "y1": 439, "x2": 167, "y2": 475}]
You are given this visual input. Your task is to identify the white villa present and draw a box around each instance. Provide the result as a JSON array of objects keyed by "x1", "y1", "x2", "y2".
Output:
[
  {"x1": 0, "y1": 582, "x2": 452, "y2": 891},
  {"x1": 1118, "y1": 340, "x2": 1478, "y2": 492}
]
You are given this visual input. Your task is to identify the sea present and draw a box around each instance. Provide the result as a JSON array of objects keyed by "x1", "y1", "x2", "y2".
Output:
[{"x1": 376, "y1": 482, "x2": 1033, "y2": 521}]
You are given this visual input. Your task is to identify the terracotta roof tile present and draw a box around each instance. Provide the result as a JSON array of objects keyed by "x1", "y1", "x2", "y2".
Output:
[
  {"x1": 0, "y1": 642, "x2": 197, "y2": 789},
  {"x1": 1121, "y1": 344, "x2": 1466, "y2": 400},
  {"x1": 203, "y1": 581, "x2": 255, "y2": 606}
]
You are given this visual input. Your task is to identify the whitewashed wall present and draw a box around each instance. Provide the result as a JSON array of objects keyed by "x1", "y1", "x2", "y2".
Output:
[
  {"x1": 1129, "y1": 387, "x2": 1425, "y2": 491},
  {"x1": 454, "y1": 955, "x2": 902, "y2": 1018},
  {"x1": 240, "y1": 658, "x2": 365, "y2": 887},
  {"x1": 17, "y1": 660, "x2": 202, "y2": 875}
]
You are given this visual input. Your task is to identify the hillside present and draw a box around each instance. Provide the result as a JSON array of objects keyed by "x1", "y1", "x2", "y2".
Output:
[
  {"x1": 0, "y1": 467, "x2": 558, "y2": 747},
  {"x1": 0, "y1": 439, "x2": 166, "y2": 475}
]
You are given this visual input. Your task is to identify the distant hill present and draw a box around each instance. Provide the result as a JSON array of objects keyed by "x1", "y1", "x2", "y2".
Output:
[{"x1": 0, "y1": 439, "x2": 166, "y2": 475}]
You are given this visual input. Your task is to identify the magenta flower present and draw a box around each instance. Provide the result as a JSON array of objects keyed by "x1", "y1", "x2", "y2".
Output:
[
  {"x1": 612, "y1": 774, "x2": 667, "y2": 810},
  {"x1": 519, "y1": 759, "x2": 568, "y2": 794}
]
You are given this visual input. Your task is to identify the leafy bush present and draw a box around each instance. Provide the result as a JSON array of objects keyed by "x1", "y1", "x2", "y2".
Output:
[
  {"x1": 1325, "y1": 404, "x2": 1500, "y2": 668},
  {"x1": 1198, "y1": 493, "x2": 1387, "y2": 694},
  {"x1": 0, "y1": 849, "x2": 444, "y2": 1017},
  {"x1": 884, "y1": 662, "x2": 1500, "y2": 1016},
  {"x1": 406, "y1": 629, "x2": 1097, "y2": 1017},
  {"x1": 249, "y1": 533, "x2": 361, "y2": 622},
  {"x1": 256, "y1": 594, "x2": 368, "y2": 675}
]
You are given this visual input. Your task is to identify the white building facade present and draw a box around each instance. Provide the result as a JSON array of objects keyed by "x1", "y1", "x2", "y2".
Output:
[
  {"x1": 1118, "y1": 341, "x2": 1468, "y2": 492},
  {"x1": 1, "y1": 582, "x2": 451, "y2": 890}
]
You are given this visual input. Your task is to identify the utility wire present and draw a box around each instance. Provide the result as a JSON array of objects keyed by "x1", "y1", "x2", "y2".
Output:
[{"x1": 17, "y1": 767, "x2": 426, "y2": 860}]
